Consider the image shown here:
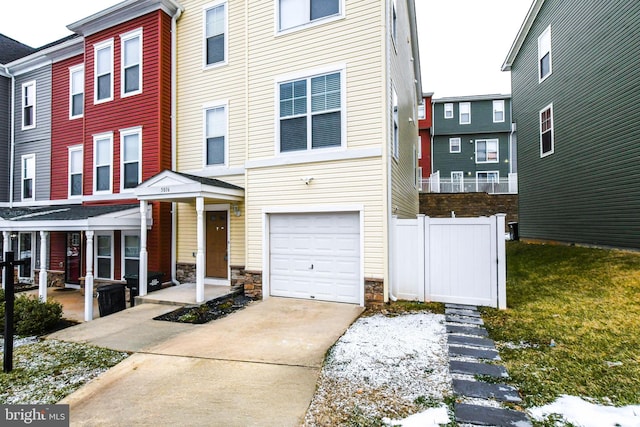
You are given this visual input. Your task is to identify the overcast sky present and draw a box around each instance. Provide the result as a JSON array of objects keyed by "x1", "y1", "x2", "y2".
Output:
[{"x1": 2, "y1": 0, "x2": 532, "y2": 98}]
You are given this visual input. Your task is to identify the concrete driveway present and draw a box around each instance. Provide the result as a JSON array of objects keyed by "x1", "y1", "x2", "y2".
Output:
[{"x1": 56, "y1": 298, "x2": 363, "y2": 426}]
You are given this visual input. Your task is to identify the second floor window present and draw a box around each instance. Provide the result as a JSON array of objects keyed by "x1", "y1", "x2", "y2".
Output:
[
  {"x1": 540, "y1": 104, "x2": 554, "y2": 157},
  {"x1": 205, "y1": 105, "x2": 227, "y2": 166},
  {"x1": 418, "y1": 103, "x2": 426, "y2": 120},
  {"x1": 95, "y1": 40, "x2": 114, "y2": 102},
  {"x1": 121, "y1": 128, "x2": 141, "y2": 189},
  {"x1": 279, "y1": 71, "x2": 342, "y2": 153},
  {"x1": 444, "y1": 103, "x2": 453, "y2": 119},
  {"x1": 205, "y1": 2, "x2": 226, "y2": 66},
  {"x1": 22, "y1": 81, "x2": 36, "y2": 129},
  {"x1": 279, "y1": 0, "x2": 340, "y2": 31},
  {"x1": 459, "y1": 102, "x2": 471, "y2": 124},
  {"x1": 493, "y1": 100, "x2": 505, "y2": 123},
  {"x1": 122, "y1": 30, "x2": 142, "y2": 96},
  {"x1": 22, "y1": 154, "x2": 35, "y2": 200},
  {"x1": 69, "y1": 146, "x2": 83, "y2": 197},
  {"x1": 449, "y1": 137, "x2": 461, "y2": 153},
  {"x1": 538, "y1": 26, "x2": 552, "y2": 82},
  {"x1": 70, "y1": 65, "x2": 84, "y2": 118},
  {"x1": 94, "y1": 133, "x2": 113, "y2": 193},
  {"x1": 476, "y1": 139, "x2": 498, "y2": 163}
]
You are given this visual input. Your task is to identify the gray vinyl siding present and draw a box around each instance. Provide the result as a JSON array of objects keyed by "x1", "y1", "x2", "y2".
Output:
[
  {"x1": 511, "y1": 0, "x2": 640, "y2": 249},
  {"x1": 13, "y1": 65, "x2": 51, "y2": 202},
  {"x1": 432, "y1": 133, "x2": 510, "y2": 179},
  {"x1": 0, "y1": 77, "x2": 10, "y2": 202}
]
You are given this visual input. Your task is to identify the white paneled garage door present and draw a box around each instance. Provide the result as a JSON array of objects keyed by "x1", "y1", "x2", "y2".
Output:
[{"x1": 269, "y1": 212, "x2": 360, "y2": 304}]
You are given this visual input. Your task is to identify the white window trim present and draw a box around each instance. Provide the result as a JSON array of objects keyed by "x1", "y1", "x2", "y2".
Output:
[
  {"x1": 476, "y1": 171, "x2": 500, "y2": 192},
  {"x1": 203, "y1": 0, "x2": 228, "y2": 70},
  {"x1": 475, "y1": 138, "x2": 499, "y2": 164},
  {"x1": 392, "y1": 85, "x2": 399, "y2": 160},
  {"x1": 444, "y1": 103, "x2": 453, "y2": 119},
  {"x1": 21, "y1": 80, "x2": 36, "y2": 130},
  {"x1": 413, "y1": 145, "x2": 418, "y2": 188},
  {"x1": 69, "y1": 64, "x2": 84, "y2": 119},
  {"x1": 94, "y1": 38, "x2": 114, "y2": 104},
  {"x1": 540, "y1": 103, "x2": 555, "y2": 158},
  {"x1": 451, "y1": 171, "x2": 464, "y2": 192},
  {"x1": 274, "y1": 64, "x2": 347, "y2": 156},
  {"x1": 21, "y1": 153, "x2": 35, "y2": 202},
  {"x1": 120, "y1": 29, "x2": 143, "y2": 98},
  {"x1": 120, "y1": 126, "x2": 142, "y2": 193},
  {"x1": 538, "y1": 25, "x2": 552, "y2": 83},
  {"x1": 95, "y1": 231, "x2": 114, "y2": 280},
  {"x1": 459, "y1": 102, "x2": 471, "y2": 125},
  {"x1": 121, "y1": 230, "x2": 141, "y2": 280},
  {"x1": 68, "y1": 145, "x2": 83, "y2": 199},
  {"x1": 417, "y1": 136, "x2": 422, "y2": 159},
  {"x1": 493, "y1": 100, "x2": 505, "y2": 123},
  {"x1": 93, "y1": 132, "x2": 113, "y2": 195},
  {"x1": 276, "y1": 0, "x2": 345, "y2": 35},
  {"x1": 418, "y1": 102, "x2": 426, "y2": 120},
  {"x1": 391, "y1": 0, "x2": 398, "y2": 50},
  {"x1": 203, "y1": 100, "x2": 229, "y2": 168},
  {"x1": 449, "y1": 137, "x2": 461, "y2": 153}
]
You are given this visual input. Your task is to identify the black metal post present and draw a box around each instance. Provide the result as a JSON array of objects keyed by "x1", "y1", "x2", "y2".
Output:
[{"x1": 3, "y1": 251, "x2": 15, "y2": 373}]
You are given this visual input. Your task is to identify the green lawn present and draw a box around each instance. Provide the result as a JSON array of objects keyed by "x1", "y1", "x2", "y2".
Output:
[{"x1": 481, "y1": 241, "x2": 640, "y2": 407}]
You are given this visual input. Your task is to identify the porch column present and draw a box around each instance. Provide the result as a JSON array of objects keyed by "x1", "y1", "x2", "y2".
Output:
[
  {"x1": 196, "y1": 197, "x2": 205, "y2": 303},
  {"x1": 85, "y1": 231, "x2": 95, "y2": 321},
  {"x1": 139, "y1": 201, "x2": 149, "y2": 297},
  {"x1": 38, "y1": 231, "x2": 48, "y2": 301},
  {"x1": 2, "y1": 231, "x2": 9, "y2": 290}
]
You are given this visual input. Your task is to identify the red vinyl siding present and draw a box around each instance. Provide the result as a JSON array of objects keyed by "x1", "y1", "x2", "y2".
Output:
[
  {"x1": 418, "y1": 95, "x2": 433, "y2": 175},
  {"x1": 49, "y1": 232, "x2": 67, "y2": 273}
]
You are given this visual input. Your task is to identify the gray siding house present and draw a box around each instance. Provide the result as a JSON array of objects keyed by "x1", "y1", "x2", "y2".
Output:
[
  {"x1": 430, "y1": 95, "x2": 516, "y2": 193},
  {"x1": 503, "y1": 0, "x2": 640, "y2": 249}
]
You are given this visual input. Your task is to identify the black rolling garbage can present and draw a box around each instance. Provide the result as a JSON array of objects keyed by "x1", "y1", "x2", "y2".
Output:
[
  {"x1": 508, "y1": 222, "x2": 519, "y2": 241},
  {"x1": 124, "y1": 272, "x2": 164, "y2": 307},
  {"x1": 97, "y1": 284, "x2": 126, "y2": 317}
]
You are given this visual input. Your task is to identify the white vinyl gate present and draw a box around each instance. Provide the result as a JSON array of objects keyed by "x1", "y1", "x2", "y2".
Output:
[{"x1": 392, "y1": 214, "x2": 506, "y2": 308}]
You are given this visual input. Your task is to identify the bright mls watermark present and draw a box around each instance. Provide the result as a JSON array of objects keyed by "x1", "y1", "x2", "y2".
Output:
[{"x1": 1, "y1": 405, "x2": 69, "y2": 426}]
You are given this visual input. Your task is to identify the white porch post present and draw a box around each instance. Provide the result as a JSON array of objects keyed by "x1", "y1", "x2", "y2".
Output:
[
  {"x1": 85, "y1": 231, "x2": 95, "y2": 321},
  {"x1": 2, "y1": 231, "x2": 9, "y2": 290},
  {"x1": 38, "y1": 231, "x2": 48, "y2": 301},
  {"x1": 139, "y1": 201, "x2": 149, "y2": 297},
  {"x1": 196, "y1": 197, "x2": 205, "y2": 303}
]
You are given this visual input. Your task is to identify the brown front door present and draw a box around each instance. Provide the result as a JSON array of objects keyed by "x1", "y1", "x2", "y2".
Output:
[{"x1": 206, "y1": 211, "x2": 228, "y2": 278}]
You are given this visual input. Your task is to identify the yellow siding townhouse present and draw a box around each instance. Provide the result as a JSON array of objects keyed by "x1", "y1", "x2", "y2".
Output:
[{"x1": 137, "y1": 0, "x2": 422, "y2": 307}]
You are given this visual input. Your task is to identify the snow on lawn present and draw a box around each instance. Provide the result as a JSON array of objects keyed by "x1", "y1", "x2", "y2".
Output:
[
  {"x1": 304, "y1": 312, "x2": 452, "y2": 426},
  {"x1": 529, "y1": 395, "x2": 640, "y2": 427}
]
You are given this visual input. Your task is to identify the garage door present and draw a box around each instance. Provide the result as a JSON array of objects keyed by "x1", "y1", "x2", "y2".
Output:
[{"x1": 269, "y1": 212, "x2": 360, "y2": 304}]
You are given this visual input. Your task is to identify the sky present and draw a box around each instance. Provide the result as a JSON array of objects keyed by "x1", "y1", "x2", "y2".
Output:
[{"x1": 1, "y1": 0, "x2": 532, "y2": 98}]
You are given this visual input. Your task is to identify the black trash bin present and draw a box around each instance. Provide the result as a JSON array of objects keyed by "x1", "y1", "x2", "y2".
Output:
[
  {"x1": 124, "y1": 272, "x2": 164, "y2": 307},
  {"x1": 96, "y1": 283, "x2": 126, "y2": 317},
  {"x1": 508, "y1": 222, "x2": 519, "y2": 241}
]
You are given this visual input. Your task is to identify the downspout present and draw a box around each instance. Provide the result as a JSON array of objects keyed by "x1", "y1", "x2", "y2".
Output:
[
  {"x1": 170, "y1": 5, "x2": 184, "y2": 285},
  {"x1": 8, "y1": 67, "x2": 15, "y2": 208},
  {"x1": 385, "y1": 0, "x2": 396, "y2": 303}
]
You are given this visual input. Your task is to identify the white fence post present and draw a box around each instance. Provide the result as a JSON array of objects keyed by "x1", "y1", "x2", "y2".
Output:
[
  {"x1": 417, "y1": 214, "x2": 426, "y2": 302},
  {"x1": 496, "y1": 213, "x2": 507, "y2": 309}
]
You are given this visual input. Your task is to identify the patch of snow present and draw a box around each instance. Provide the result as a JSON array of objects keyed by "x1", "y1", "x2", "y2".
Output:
[
  {"x1": 529, "y1": 395, "x2": 640, "y2": 427},
  {"x1": 383, "y1": 404, "x2": 450, "y2": 427}
]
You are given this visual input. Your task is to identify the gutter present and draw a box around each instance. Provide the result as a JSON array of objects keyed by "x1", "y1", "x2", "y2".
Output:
[
  {"x1": 386, "y1": 0, "x2": 396, "y2": 303},
  {"x1": 4, "y1": 66, "x2": 15, "y2": 209}
]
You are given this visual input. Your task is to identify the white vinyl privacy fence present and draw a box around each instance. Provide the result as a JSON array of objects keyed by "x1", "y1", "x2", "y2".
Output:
[{"x1": 391, "y1": 214, "x2": 507, "y2": 308}]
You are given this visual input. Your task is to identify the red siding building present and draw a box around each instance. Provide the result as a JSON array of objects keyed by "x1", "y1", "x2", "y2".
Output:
[{"x1": 418, "y1": 93, "x2": 433, "y2": 183}]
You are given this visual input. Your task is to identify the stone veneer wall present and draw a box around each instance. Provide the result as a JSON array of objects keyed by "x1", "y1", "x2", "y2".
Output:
[
  {"x1": 33, "y1": 270, "x2": 65, "y2": 287},
  {"x1": 176, "y1": 263, "x2": 196, "y2": 284},
  {"x1": 419, "y1": 193, "x2": 518, "y2": 230},
  {"x1": 365, "y1": 278, "x2": 384, "y2": 308}
]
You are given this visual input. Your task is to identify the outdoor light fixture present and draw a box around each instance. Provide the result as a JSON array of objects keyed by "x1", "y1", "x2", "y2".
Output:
[
  {"x1": 301, "y1": 177, "x2": 314, "y2": 185},
  {"x1": 231, "y1": 204, "x2": 241, "y2": 217}
]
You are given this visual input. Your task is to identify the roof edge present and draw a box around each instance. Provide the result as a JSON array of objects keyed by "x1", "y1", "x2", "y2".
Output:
[{"x1": 502, "y1": 0, "x2": 545, "y2": 71}]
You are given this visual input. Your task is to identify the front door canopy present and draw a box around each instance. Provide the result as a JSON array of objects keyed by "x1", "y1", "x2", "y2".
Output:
[{"x1": 136, "y1": 170, "x2": 244, "y2": 203}]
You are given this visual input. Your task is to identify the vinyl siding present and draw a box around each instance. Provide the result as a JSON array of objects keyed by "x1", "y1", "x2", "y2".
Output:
[
  {"x1": 511, "y1": 0, "x2": 640, "y2": 248},
  {"x1": 433, "y1": 98, "x2": 512, "y2": 135},
  {"x1": 0, "y1": 77, "x2": 9, "y2": 202},
  {"x1": 432, "y1": 133, "x2": 511, "y2": 178}
]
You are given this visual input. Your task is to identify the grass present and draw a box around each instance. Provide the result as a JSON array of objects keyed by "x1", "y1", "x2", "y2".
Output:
[{"x1": 481, "y1": 241, "x2": 640, "y2": 407}]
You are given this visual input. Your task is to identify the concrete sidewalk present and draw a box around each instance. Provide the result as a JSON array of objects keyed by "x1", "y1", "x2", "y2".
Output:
[{"x1": 54, "y1": 298, "x2": 363, "y2": 426}]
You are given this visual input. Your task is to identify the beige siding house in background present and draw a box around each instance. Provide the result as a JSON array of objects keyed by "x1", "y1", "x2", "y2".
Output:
[{"x1": 139, "y1": 0, "x2": 422, "y2": 306}]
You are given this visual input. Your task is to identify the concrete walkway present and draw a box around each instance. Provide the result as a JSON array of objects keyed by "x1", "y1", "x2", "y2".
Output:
[{"x1": 51, "y1": 297, "x2": 363, "y2": 426}]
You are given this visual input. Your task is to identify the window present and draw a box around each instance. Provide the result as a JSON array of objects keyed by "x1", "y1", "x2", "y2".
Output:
[
  {"x1": 392, "y1": 0, "x2": 397, "y2": 44},
  {"x1": 68, "y1": 146, "x2": 83, "y2": 197},
  {"x1": 476, "y1": 139, "x2": 499, "y2": 163},
  {"x1": 540, "y1": 104, "x2": 554, "y2": 157},
  {"x1": 69, "y1": 65, "x2": 84, "y2": 118},
  {"x1": 444, "y1": 103, "x2": 453, "y2": 119},
  {"x1": 204, "y1": 104, "x2": 227, "y2": 166},
  {"x1": 93, "y1": 133, "x2": 113, "y2": 193},
  {"x1": 21, "y1": 154, "x2": 35, "y2": 201},
  {"x1": 22, "y1": 81, "x2": 36, "y2": 129},
  {"x1": 451, "y1": 171, "x2": 463, "y2": 193},
  {"x1": 459, "y1": 102, "x2": 470, "y2": 124},
  {"x1": 392, "y1": 86, "x2": 399, "y2": 159},
  {"x1": 449, "y1": 137, "x2": 461, "y2": 153},
  {"x1": 476, "y1": 171, "x2": 499, "y2": 192},
  {"x1": 204, "y1": 2, "x2": 226, "y2": 66},
  {"x1": 121, "y1": 30, "x2": 142, "y2": 96},
  {"x1": 279, "y1": 0, "x2": 341, "y2": 31},
  {"x1": 122, "y1": 231, "x2": 140, "y2": 279},
  {"x1": 279, "y1": 70, "x2": 342, "y2": 153},
  {"x1": 418, "y1": 102, "x2": 426, "y2": 120},
  {"x1": 96, "y1": 232, "x2": 113, "y2": 279},
  {"x1": 538, "y1": 26, "x2": 552, "y2": 81},
  {"x1": 493, "y1": 100, "x2": 505, "y2": 123},
  {"x1": 413, "y1": 146, "x2": 418, "y2": 188},
  {"x1": 121, "y1": 127, "x2": 141, "y2": 190},
  {"x1": 417, "y1": 136, "x2": 422, "y2": 159},
  {"x1": 94, "y1": 39, "x2": 114, "y2": 102}
]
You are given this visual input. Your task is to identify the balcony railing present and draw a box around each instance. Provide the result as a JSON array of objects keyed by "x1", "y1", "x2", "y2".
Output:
[{"x1": 420, "y1": 173, "x2": 518, "y2": 194}]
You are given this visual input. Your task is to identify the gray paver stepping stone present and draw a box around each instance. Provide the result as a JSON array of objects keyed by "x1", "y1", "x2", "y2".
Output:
[
  {"x1": 446, "y1": 324, "x2": 489, "y2": 337},
  {"x1": 453, "y1": 379, "x2": 522, "y2": 403},
  {"x1": 446, "y1": 314, "x2": 484, "y2": 325},
  {"x1": 455, "y1": 403, "x2": 531, "y2": 426},
  {"x1": 448, "y1": 334, "x2": 496, "y2": 348},
  {"x1": 446, "y1": 308, "x2": 482, "y2": 317},
  {"x1": 445, "y1": 303, "x2": 478, "y2": 311},
  {"x1": 449, "y1": 345, "x2": 500, "y2": 360},
  {"x1": 449, "y1": 360, "x2": 509, "y2": 378}
]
